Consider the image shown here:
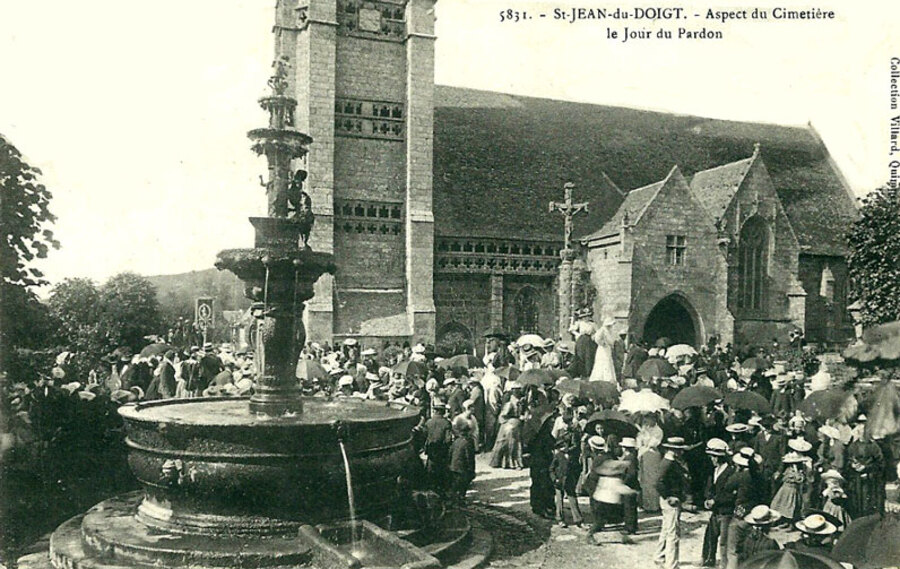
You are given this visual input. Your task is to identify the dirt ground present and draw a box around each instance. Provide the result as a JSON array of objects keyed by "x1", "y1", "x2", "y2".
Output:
[{"x1": 469, "y1": 454, "x2": 900, "y2": 569}]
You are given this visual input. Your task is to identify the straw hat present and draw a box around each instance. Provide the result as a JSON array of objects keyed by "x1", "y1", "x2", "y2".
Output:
[
  {"x1": 818, "y1": 425, "x2": 841, "y2": 440},
  {"x1": 661, "y1": 436, "x2": 689, "y2": 450},
  {"x1": 620, "y1": 437, "x2": 637, "y2": 449},
  {"x1": 821, "y1": 469, "x2": 845, "y2": 483},
  {"x1": 782, "y1": 451, "x2": 805, "y2": 464},
  {"x1": 795, "y1": 514, "x2": 837, "y2": 535},
  {"x1": 733, "y1": 447, "x2": 755, "y2": 467},
  {"x1": 744, "y1": 505, "x2": 782, "y2": 526},
  {"x1": 588, "y1": 435, "x2": 607, "y2": 451},
  {"x1": 361, "y1": 348, "x2": 377, "y2": 356},
  {"x1": 705, "y1": 438, "x2": 729, "y2": 456},
  {"x1": 726, "y1": 423, "x2": 749, "y2": 434},
  {"x1": 343, "y1": 338, "x2": 359, "y2": 347},
  {"x1": 338, "y1": 375, "x2": 355, "y2": 387},
  {"x1": 788, "y1": 438, "x2": 812, "y2": 453}
]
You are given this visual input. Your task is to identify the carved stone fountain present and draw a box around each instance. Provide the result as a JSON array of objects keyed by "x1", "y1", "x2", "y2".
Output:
[{"x1": 45, "y1": 60, "x2": 482, "y2": 569}]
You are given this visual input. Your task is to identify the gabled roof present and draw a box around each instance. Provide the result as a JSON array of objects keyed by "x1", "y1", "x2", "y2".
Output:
[
  {"x1": 690, "y1": 155, "x2": 755, "y2": 221},
  {"x1": 581, "y1": 178, "x2": 665, "y2": 242},
  {"x1": 432, "y1": 86, "x2": 857, "y2": 255}
]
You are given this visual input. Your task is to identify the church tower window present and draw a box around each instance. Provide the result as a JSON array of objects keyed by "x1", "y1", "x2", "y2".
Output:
[{"x1": 738, "y1": 217, "x2": 769, "y2": 311}]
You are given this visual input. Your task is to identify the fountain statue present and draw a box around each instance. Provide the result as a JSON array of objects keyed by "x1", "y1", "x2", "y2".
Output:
[{"x1": 43, "y1": 59, "x2": 485, "y2": 569}]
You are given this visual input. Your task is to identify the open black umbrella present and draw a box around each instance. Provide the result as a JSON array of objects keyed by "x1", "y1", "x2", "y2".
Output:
[
  {"x1": 637, "y1": 358, "x2": 677, "y2": 380},
  {"x1": 741, "y1": 356, "x2": 772, "y2": 371},
  {"x1": 584, "y1": 409, "x2": 638, "y2": 438},
  {"x1": 139, "y1": 343, "x2": 173, "y2": 358},
  {"x1": 392, "y1": 360, "x2": 427, "y2": 379},
  {"x1": 522, "y1": 403, "x2": 557, "y2": 447},
  {"x1": 437, "y1": 354, "x2": 480, "y2": 371},
  {"x1": 739, "y1": 550, "x2": 844, "y2": 569},
  {"x1": 832, "y1": 512, "x2": 900, "y2": 569},
  {"x1": 723, "y1": 390, "x2": 771, "y2": 414},
  {"x1": 517, "y1": 368, "x2": 555, "y2": 387},
  {"x1": 671, "y1": 385, "x2": 722, "y2": 410},
  {"x1": 798, "y1": 389, "x2": 857, "y2": 422},
  {"x1": 556, "y1": 378, "x2": 619, "y2": 405}
]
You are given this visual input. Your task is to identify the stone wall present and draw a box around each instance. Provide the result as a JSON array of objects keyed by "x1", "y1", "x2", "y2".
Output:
[
  {"x1": 798, "y1": 254, "x2": 854, "y2": 345},
  {"x1": 719, "y1": 159, "x2": 804, "y2": 347},
  {"x1": 600, "y1": 169, "x2": 732, "y2": 346}
]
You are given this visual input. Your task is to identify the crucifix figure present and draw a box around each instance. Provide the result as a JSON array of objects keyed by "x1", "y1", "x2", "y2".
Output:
[{"x1": 549, "y1": 182, "x2": 589, "y2": 250}]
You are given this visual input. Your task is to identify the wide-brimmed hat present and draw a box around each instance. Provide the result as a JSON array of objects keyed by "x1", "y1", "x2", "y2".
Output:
[
  {"x1": 788, "y1": 438, "x2": 812, "y2": 453},
  {"x1": 818, "y1": 425, "x2": 841, "y2": 440},
  {"x1": 412, "y1": 343, "x2": 427, "y2": 354},
  {"x1": 443, "y1": 377, "x2": 459, "y2": 386},
  {"x1": 726, "y1": 423, "x2": 749, "y2": 434},
  {"x1": 203, "y1": 342, "x2": 214, "y2": 351},
  {"x1": 661, "y1": 436, "x2": 689, "y2": 450},
  {"x1": 342, "y1": 338, "x2": 358, "y2": 347},
  {"x1": 588, "y1": 435, "x2": 607, "y2": 451},
  {"x1": 338, "y1": 375, "x2": 355, "y2": 387},
  {"x1": 620, "y1": 437, "x2": 637, "y2": 449},
  {"x1": 705, "y1": 438, "x2": 729, "y2": 456},
  {"x1": 432, "y1": 399, "x2": 447, "y2": 410},
  {"x1": 745, "y1": 505, "x2": 782, "y2": 526},
  {"x1": 360, "y1": 348, "x2": 377, "y2": 356},
  {"x1": 782, "y1": 451, "x2": 805, "y2": 464},
  {"x1": 795, "y1": 514, "x2": 837, "y2": 535},
  {"x1": 821, "y1": 469, "x2": 845, "y2": 483},
  {"x1": 733, "y1": 447, "x2": 755, "y2": 467},
  {"x1": 543, "y1": 338, "x2": 556, "y2": 349},
  {"x1": 556, "y1": 340, "x2": 574, "y2": 354}
]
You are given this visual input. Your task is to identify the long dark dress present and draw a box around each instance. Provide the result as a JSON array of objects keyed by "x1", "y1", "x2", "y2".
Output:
[{"x1": 845, "y1": 439, "x2": 886, "y2": 518}]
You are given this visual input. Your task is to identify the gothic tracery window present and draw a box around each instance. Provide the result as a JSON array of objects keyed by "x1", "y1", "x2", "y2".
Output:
[{"x1": 738, "y1": 217, "x2": 768, "y2": 311}]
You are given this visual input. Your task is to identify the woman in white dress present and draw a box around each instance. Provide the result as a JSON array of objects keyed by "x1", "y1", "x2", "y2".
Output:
[{"x1": 589, "y1": 317, "x2": 619, "y2": 384}]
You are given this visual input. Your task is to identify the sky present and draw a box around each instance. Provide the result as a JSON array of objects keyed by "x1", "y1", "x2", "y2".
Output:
[{"x1": 1, "y1": 0, "x2": 897, "y2": 287}]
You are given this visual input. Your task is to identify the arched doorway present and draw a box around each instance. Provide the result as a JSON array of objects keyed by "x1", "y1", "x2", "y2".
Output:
[
  {"x1": 436, "y1": 321, "x2": 473, "y2": 357},
  {"x1": 643, "y1": 294, "x2": 700, "y2": 347}
]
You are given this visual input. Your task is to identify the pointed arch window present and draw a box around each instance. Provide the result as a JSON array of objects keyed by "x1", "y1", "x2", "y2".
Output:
[
  {"x1": 515, "y1": 286, "x2": 539, "y2": 335},
  {"x1": 738, "y1": 217, "x2": 768, "y2": 311}
]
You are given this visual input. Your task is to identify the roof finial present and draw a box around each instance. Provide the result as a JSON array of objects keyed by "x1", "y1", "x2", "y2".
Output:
[{"x1": 753, "y1": 142, "x2": 761, "y2": 157}]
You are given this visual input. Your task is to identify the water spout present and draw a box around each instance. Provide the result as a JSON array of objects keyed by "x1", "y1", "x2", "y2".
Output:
[{"x1": 338, "y1": 439, "x2": 358, "y2": 553}]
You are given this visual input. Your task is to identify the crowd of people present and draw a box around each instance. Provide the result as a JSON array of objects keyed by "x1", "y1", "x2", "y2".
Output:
[{"x1": 5, "y1": 314, "x2": 900, "y2": 569}]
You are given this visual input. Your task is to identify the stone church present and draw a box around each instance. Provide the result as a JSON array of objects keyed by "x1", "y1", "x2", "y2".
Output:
[{"x1": 276, "y1": 0, "x2": 857, "y2": 350}]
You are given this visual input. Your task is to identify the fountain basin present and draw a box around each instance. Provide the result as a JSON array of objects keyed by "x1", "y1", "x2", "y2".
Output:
[{"x1": 119, "y1": 397, "x2": 421, "y2": 535}]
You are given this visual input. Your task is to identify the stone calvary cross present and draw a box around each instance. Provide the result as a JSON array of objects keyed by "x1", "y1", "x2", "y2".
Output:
[{"x1": 549, "y1": 182, "x2": 589, "y2": 250}]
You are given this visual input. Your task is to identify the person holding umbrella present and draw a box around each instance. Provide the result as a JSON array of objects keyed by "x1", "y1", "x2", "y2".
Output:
[{"x1": 654, "y1": 437, "x2": 691, "y2": 569}]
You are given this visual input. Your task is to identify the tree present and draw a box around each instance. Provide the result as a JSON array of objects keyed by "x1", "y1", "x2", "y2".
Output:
[
  {"x1": 1, "y1": 135, "x2": 59, "y2": 289},
  {"x1": 98, "y1": 272, "x2": 161, "y2": 353},
  {"x1": 847, "y1": 184, "x2": 900, "y2": 327}
]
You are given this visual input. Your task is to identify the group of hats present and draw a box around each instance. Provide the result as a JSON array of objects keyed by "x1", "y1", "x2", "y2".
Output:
[
  {"x1": 588, "y1": 435, "x2": 638, "y2": 451},
  {"x1": 742, "y1": 505, "x2": 838, "y2": 535}
]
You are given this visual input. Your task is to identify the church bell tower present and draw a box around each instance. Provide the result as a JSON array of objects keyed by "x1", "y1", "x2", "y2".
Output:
[{"x1": 274, "y1": 0, "x2": 437, "y2": 344}]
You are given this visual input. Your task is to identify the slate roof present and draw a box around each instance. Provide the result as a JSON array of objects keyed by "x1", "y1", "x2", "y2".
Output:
[
  {"x1": 583, "y1": 179, "x2": 666, "y2": 241},
  {"x1": 689, "y1": 156, "x2": 755, "y2": 221},
  {"x1": 432, "y1": 86, "x2": 857, "y2": 256}
]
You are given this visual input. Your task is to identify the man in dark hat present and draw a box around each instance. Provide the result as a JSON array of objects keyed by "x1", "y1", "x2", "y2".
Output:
[
  {"x1": 423, "y1": 400, "x2": 453, "y2": 497},
  {"x1": 654, "y1": 437, "x2": 691, "y2": 569},
  {"x1": 484, "y1": 330, "x2": 512, "y2": 369},
  {"x1": 702, "y1": 438, "x2": 734, "y2": 568}
]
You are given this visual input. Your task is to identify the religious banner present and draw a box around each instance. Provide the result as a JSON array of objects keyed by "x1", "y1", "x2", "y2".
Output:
[{"x1": 195, "y1": 296, "x2": 215, "y2": 331}]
